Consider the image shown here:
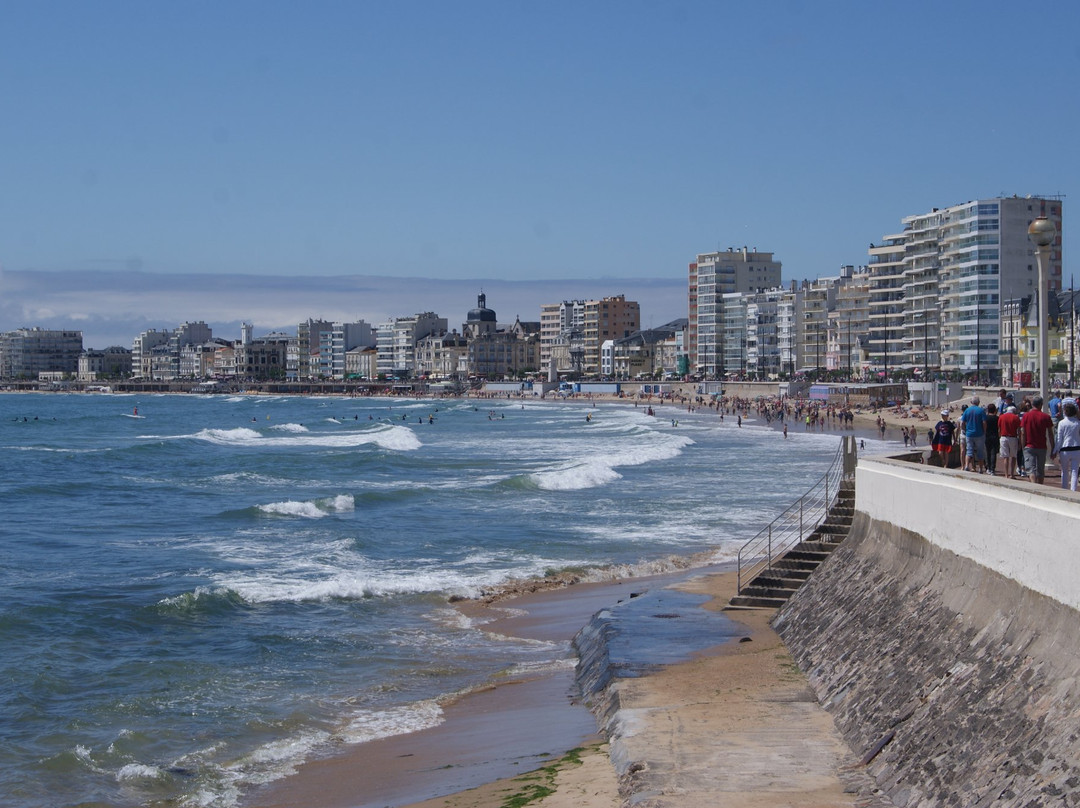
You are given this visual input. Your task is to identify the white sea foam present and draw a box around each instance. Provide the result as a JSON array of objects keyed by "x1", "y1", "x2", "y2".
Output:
[
  {"x1": 270, "y1": 422, "x2": 309, "y2": 433},
  {"x1": 210, "y1": 471, "x2": 293, "y2": 486},
  {"x1": 213, "y1": 549, "x2": 569, "y2": 604},
  {"x1": 192, "y1": 424, "x2": 421, "y2": 451},
  {"x1": 257, "y1": 494, "x2": 355, "y2": 519},
  {"x1": 337, "y1": 700, "x2": 444, "y2": 744},
  {"x1": 529, "y1": 430, "x2": 694, "y2": 491},
  {"x1": 221, "y1": 729, "x2": 332, "y2": 790},
  {"x1": 531, "y1": 460, "x2": 623, "y2": 490},
  {"x1": 116, "y1": 763, "x2": 165, "y2": 782}
]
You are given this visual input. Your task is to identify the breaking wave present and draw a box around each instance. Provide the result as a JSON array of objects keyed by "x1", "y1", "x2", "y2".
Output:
[
  {"x1": 256, "y1": 494, "x2": 355, "y2": 519},
  {"x1": 191, "y1": 424, "x2": 421, "y2": 451}
]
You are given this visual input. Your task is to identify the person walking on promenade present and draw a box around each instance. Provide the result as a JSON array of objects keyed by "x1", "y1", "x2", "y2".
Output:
[
  {"x1": 1021, "y1": 395, "x2": 1055, "y2": 485},
  {"x1": 1052, "y1": 399, "x2": 1080, "y2": 491},
  {"x1": 985, "y1": 403, "x2": 1000, "y2": 475},
  {"x1": 993, "y1": 389, "x2": 1010, "y2": 414},
  {"x1": 957, "y1": 405, "x2": 969, "y2": 465},
  {"x1": 998, "y1": 405, "x2": 1021, "y2": 479},
  {"x1": 932, "y1": 410, "x2": 956, "y2": 467},
  {"x1": 1017, "y1": 397, "x2": 1032, "y2": 477},
  {"x1": 960, "y1": 396, "x2": 987, "y2": 473},
  {"x1": 1049, "y1": 390, "x2": 1063, "y2": 431}
]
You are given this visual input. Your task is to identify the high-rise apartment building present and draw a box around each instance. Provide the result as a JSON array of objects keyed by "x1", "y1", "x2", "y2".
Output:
[
  {"x1": 376, "y1": 313, "x2": 448, "y2": 378},
  {"x1": 539, "y1": 300, "x2": 585, "y2": 373},
  {"x1": 540, "y1": 296, "x2": 637, "y2": 376},
  {"x1": 131, "y1": 329, "x2": 170, "y2": 378},
  {"x1": 0, "y1": 327, "x2": 84, "y2": 378},
  {"x1": 797, "y1": 277, "x2": 836, "y2": 375},
  {"x1": 688, "y1": 248, "x2": 782, "y2": 376},
  {"x1": 866, "y1": 233, "x2": 907, "y2": 377},
  {"x1": 869, "y1": 196, "x2": 1063, "y2": 378},
  {"x1": 827, "y1": 266, "x2": 870, "y2": 375},
  {"x1": 296, "y1": 319, "x2": 334, "y2": 380},
  {"x1": 746, "y1": 289, "x2": 784, "y2": 378},
  {"x1": 582, "y1": 295, "x2": 639, "y2": 374}
]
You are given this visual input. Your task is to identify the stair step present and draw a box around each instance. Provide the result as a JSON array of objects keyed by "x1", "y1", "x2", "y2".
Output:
[
  {"x1": 728, "y1": 595, "x2": 788, "y2": 609},
  {"x1": 818, "y1": 522, "x2": 851, "y2": 532},
  {"x1": 799, "y1": 540, "x2": 840, "y2": 550},
  {"x1": 738, "y1": 586, "x2": 797, "y2": 600},
  {"x1": 783, "y1": 549, "x2": 830, "y2": 562},
  {"x1": 745, "y1": 578, "x2": 801, "y2": 593},
  {"x1": 767, "y1": 565, "x2": 812, "y2": 579},
  {"x1": 772, "y1": 558, "x2": 818, "y2": 571}
]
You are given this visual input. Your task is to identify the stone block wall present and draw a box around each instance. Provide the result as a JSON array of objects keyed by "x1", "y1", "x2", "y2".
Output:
[{"x1": 774, "y1": 512, "x2": 1080, "y2": 807}]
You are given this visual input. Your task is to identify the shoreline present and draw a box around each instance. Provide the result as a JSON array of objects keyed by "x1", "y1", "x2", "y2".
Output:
[
  {"x1": 243, "y1": 571, "x2": 708, "y2": 808},
  {"x1": 257, "y1": 559, "x2": 870, "y2": 808},
  {"x1": 242, "y1": 397, "x2": 893, "y2": 808}
]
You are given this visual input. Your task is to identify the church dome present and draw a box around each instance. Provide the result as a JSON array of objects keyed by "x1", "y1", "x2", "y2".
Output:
[{"x1": 467, "y1": 293, "x2": 497, "y2": 323}]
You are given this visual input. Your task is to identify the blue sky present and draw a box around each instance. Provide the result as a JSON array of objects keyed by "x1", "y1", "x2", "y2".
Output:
[{"x1": 2, "y1": 1, "x2": 1079, "y2": 346}]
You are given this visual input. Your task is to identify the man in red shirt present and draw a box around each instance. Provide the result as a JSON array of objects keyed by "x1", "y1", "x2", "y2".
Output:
[
  {"x1": 997, "y1": 405, "x2": 1022, "y2": 479},
  {"x1": 1020, "y1": 395, "x2": 1055, "y2": 484}
]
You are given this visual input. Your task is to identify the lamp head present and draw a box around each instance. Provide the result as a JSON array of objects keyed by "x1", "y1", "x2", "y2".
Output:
[{"x1": 1029, "y1": 217, "x2": 1057, "y2": 248}]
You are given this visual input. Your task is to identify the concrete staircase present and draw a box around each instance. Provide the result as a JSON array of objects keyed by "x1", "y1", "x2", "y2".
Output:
[{"x1": 728, "y1": 483, "x2": 855, "y2": 610}]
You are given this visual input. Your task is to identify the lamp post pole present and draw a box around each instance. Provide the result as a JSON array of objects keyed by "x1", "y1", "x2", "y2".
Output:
[
  {"x1": 976, "y1": 297, "x2": 982, "y2": 385},
  {"x1": 847, "y1": 315, "x2": 853, "y2": 380},
  {"x1": 1029, "y1": 217, "x2": 1057, "y2": 401},
  {"x1": 922, "y1": 312, "x2": 929, "y2": 379}
]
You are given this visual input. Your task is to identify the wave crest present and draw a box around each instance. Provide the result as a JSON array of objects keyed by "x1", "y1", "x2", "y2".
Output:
[
  {"x1": 257, "y1": 495, "x2": 355, "y2": 519},
  {"x1": 192, "y1": 424, "x2": 421, "y2": 451},
  {"x1": 530, "y1": 430, "x2": 693, "y2": 491}
]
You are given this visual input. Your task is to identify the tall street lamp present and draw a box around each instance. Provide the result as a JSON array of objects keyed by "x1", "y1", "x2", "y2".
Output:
[{"x1": 1029, "y1": 216, "x2": 1057, "y2": 401}]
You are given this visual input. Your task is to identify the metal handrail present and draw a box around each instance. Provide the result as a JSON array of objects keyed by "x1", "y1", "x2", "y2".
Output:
[{"x1": 736, "y1": 435, "x2": 857, "y2": 593}]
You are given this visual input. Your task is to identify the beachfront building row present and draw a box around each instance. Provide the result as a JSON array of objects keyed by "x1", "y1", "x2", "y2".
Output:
[
  {"x1": 106, "y1": 296, "x2": 544, "y2": 382},
  {"x1": 690, "y1": 196, "x2": 1066, "y2": 384}
]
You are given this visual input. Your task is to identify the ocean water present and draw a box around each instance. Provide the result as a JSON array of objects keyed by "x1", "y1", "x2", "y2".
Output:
[{"x1": 0, "y1": 392, "x2": 867, "y2": 808}]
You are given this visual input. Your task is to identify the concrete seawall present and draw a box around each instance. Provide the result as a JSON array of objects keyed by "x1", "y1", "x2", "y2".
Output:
[{"x1": 774, "y1": 456, "x2": 1080, "y2": 807}]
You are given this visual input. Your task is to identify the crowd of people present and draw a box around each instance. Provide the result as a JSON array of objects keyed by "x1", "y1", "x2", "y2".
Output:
[{"x1": 930, "y1": 389, "x2": 1080, "y2": 491}]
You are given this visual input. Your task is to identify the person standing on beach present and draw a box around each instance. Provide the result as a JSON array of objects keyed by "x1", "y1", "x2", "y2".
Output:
[
  {"x1": 1051, "y1": 399, "x2": 1080, "y2": 491},
  {"x1": 1021, "y1": 396, "x2": 1055, "y2": 485},
  {"x1": 998, "y1": 405, "x2": 1021, "y2": 479},
  {"x1": 932, "y1": 410, "x2": 956, "y2": 467}
]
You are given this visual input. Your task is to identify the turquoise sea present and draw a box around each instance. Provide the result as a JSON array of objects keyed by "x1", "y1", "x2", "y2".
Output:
[{"x1": 0, "y1": 392, "x2": 869, "y2": 807}]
